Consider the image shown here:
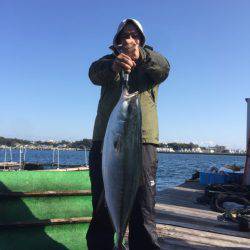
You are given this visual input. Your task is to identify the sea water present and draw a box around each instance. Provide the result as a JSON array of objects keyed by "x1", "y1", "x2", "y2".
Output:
[{"x1": 0, "y1": 149, "x2": 245, "y2": 191}]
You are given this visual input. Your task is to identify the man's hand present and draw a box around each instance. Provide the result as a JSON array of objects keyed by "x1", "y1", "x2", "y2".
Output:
[
  {"x1": 112, "y1": 53, "x2": 136, "y2": 74},
  {"x1": 122, "y1": 44, "x2": 140, "y2": 61}
]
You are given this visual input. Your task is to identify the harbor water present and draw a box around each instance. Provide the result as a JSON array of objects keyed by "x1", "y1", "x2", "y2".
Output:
[{"x1": 0, "y1": 149, "x2": 245, "y2": 191}]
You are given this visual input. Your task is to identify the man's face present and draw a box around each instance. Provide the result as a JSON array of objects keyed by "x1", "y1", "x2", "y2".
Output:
[{"x1": 117, "y1": 23, "x2": 141, "y2": 48}]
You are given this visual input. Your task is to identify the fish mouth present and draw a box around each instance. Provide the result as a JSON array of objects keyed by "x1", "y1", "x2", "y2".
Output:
[{"x1": 123, "y1": 90, "x2": 139, "y2": 100}]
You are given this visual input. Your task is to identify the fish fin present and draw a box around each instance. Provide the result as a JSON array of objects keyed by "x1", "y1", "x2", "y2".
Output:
[{"x1": 114, "y1": 136, "x2": 122, "y2": 153}]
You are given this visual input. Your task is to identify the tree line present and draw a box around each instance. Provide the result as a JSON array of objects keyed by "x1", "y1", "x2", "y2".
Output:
[
  {"x1": 158, "y1": 142, "x2": 206, "y2": 151},
  {"x1": 1, "y1": 136, "x2": 207, "y2": 151},
  {"x1": 0, "y1": 136, "x2": 92, "y2": 149}
]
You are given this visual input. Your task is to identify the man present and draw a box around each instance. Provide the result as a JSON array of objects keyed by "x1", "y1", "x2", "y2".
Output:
[{"x1": 86, "y1": 18, "x2": 170, "y2": 250}]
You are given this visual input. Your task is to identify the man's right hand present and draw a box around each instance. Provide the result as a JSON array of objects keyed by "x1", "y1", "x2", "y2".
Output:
[{"x1": 111, "y1": 53, "x2": 136, "y2": 74}]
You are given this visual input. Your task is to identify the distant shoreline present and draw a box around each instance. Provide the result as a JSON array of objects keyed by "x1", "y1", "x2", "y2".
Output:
[
  {"x1": 0, "y1": 148, "x2": 246, "y2": 156},
  {"x1": 157, "y1": 151, "x2": 246, "y2": 156}
]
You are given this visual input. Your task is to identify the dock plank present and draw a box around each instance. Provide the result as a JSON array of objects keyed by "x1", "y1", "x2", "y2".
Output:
[{"x1": 156, "y1": 181, "x2": 250, "y2": 249}]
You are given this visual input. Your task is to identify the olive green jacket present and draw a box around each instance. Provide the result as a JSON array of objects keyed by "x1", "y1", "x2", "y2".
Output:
[{"x1": 89, "y1": 46, "x2": 170, "y2": 145}]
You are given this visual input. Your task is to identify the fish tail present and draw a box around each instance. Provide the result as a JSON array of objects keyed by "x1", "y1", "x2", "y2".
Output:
[
  {"x1": 113, "y1": 233, "x2": 126, "y2": 250},
  {"x1": 113, "y1": 244, "x2": 126, "y2": 250}
]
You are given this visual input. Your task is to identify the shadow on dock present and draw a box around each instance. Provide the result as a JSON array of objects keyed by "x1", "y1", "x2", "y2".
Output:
[{"x1": 157, "y1": 181, "x2": 208, "y2": 210}]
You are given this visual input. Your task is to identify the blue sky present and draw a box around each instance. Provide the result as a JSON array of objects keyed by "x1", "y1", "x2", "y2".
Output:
[{"x1": 0, "y1": 0, "x2": 249, "y2": 149}]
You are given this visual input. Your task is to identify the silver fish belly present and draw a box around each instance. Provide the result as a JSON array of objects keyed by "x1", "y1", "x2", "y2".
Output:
[{"x1": 102, "y1": 88, "x2": 142, "y2": 248}]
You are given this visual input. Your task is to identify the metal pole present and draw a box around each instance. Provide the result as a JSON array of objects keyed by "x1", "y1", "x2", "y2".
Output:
[
  {"x1": 4, "y1": 146, "x2": 6, "y2": 169},
  {"x1": 19, "y1": 147, "x2": 22, "y2": 168},
  {"x1": 57, "y1": 149, "x2": 60, "y2": 169},
  {"x1": 243, "y1": 98, "x2": 250, "y2": 185},
  {"x1": 84, "y1": 147, "x2": 87, "y2": 166},
  {"x1": 246, "y1": 98, "x2": 250, "y2": 148},
  {"x1": 9, "y1": 147, "x2": 12, "y2": 162},
  {"x1": 4, "y1": 146, "x2": 7, "y2": 163},
  {"x1": 23, "y1": 147, "x2": 26, "y2": 162},
  {"x1": 52, "y1": 149, "x2": 55, "y2": 165}
]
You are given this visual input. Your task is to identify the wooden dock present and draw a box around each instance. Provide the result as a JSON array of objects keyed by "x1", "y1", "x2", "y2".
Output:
[
  {"x1": 0, "y1": 162, "x2": 20, "y2": 167},
  {"x1": 155, "y1": 181, "x2": 250, "y2": 249}
]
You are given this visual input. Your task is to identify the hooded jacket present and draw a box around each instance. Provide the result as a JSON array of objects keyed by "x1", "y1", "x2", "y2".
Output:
[
  {"x1": 113, "y1": 18, "x2": 146, "y2": 48},
  {"x1": 89, "y1": 19, "x2": 170, "y2": 144}
]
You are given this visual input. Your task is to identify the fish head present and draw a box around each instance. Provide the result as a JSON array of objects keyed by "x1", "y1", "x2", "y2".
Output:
[
  {"x1": 121, "y1": 88, "x2": 139, "y2": 101},
  {"x1": 119, "y1": 88, "x2": 140, "y2": 119}
]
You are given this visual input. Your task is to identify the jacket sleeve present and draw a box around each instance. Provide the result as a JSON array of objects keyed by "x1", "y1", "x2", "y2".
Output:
[
  {"x1": 139, "y1": 47, "x2": 170, "y2": 84},
  {"x1": 88, "y1": 54, "x2": 120, "y2": 86}
]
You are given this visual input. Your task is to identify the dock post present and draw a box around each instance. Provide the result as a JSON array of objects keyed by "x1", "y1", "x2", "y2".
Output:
[{"x1": 243, "y1": 98, "x2": 250, "y2": 185}]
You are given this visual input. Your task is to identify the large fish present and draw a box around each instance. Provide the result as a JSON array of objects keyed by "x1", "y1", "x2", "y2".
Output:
[{"x1": 102, "y1": 83, "x2": 142, "y2": 250}]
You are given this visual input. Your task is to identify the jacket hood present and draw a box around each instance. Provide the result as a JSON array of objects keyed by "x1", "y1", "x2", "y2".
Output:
[{"x1": 113, "y1": 18, "x2": 146, "y2": 49}]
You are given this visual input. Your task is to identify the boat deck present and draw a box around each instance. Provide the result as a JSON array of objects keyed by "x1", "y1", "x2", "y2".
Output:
[{"x1": 155, "y1": 181, "x2": 250, "y2": 249}]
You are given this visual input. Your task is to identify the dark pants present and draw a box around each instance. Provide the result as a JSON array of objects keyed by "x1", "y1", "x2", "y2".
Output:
[{"x1": 86, "y1": 141, "x2": 160, "y2": 250}]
